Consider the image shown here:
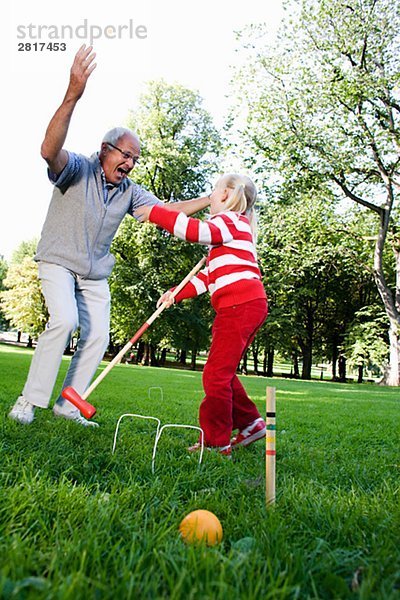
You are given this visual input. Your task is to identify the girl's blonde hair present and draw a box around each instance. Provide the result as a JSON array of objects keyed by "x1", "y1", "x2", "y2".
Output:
[{"x1": 219, "y1": 173, "x2": 258, "y2": 239}]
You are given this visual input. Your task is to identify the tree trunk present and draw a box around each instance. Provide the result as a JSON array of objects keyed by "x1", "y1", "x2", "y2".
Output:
[
  {"x1": 191, "y1": 348, "x2": 197, "y2": 371},
  {"x1": 378, "y1": 241, "x2": 400, "y2": 385},
  {"x1": 357, "y1": 364, "x2": 364, "y2": 384},
  {"x1": 27, "y1": 335, "x2": 33, "y2": 348},
  {"x1": 179, "y1": 349, "x2": 187, "y2": 366},
  {"x1": 299, "y1": 304, "x2": 314, "y2": 379},
  {"x1": 141, "y1": 342, "x2": 150, "y2": 366},
  {"x1": 252, "y1": 344, "x2": 259, "y2": 375},
  {"x1": 136, "y1": 341, "x2": 145, "y2": 364},
  {"x1": 301, "y1": 346, "x2": 312, "y2": 379},
  {"x1": 293, "y1": 352, "x2": 300, "y2": 378},
  {"x1": 267, "y1": 349, "x2": 274, "y2": 377},
  {"x1": 150, "y1": 344, "x2": 158, "y2": 366},
  {"x1": 240, "y1": 351, "x2": 248, "y2": 374},
  {"x1": 380, "y1": 321, "x2": 400, "y2": 386},
  {"x1": 160, "y1": 348, "x2": 167, "y2": 366},
  {"x1": 331, "y1": 333, "x2": 339, "y2": 380},
  {"x1": 108, "y1": 339, "x2": 116, "y2": 355},
  {"x1": 338, "y1": 355, "x2": 347, "y2": 382},
  {"x1": 372, "y1": 212, "x2": 400, "y2": 386}
]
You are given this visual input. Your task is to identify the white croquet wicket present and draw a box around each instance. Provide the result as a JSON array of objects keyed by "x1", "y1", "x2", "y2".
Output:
[{"x1": 112, "y1": 387, "x2": 204, "y2": 473}]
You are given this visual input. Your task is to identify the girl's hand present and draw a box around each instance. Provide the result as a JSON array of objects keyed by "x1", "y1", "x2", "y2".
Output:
[
  {"x1": 134, "y1": 205, "x2": 153, "y2": 222},
  {"x1": 157, "y1": 291, "x2": 175, "y2": 308}
]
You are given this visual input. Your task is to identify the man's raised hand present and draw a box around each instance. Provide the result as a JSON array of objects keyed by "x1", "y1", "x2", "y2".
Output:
[{"x1": 67, "y1": 45, "x2": 97, "y2": 101}]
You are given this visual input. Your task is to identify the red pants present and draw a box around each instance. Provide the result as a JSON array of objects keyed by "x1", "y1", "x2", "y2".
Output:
[{"x1": 200, "y1": 298, "x2": 268, "y2": 447}]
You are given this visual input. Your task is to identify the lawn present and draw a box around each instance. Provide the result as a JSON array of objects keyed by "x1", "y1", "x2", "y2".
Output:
[{"x1": 0, "y1": 344, "x2": 399, "y2": 599}]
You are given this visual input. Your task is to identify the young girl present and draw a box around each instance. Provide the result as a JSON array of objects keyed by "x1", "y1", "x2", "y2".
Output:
[{"x1": 134, "y1": 174, "x2": 268, "y2": 456}]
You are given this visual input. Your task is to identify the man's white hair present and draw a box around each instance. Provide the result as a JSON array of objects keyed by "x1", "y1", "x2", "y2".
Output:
[{"x1": 102, "y1": 127, "x2": 140, "y2": 146}]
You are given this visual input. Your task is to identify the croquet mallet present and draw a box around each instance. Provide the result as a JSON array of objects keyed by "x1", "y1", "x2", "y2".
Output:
[{"x1": 61, "y1": 256, "x2": 206, "y2": 418}]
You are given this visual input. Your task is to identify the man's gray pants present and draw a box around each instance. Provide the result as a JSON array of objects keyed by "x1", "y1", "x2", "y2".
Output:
[{"x1": 22, "y1": 262, "x2": 110, "y2": 415}]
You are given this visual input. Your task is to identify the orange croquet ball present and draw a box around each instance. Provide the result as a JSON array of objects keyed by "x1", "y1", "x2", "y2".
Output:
[{"x1": 179, "y1": 509, "x2": 223, "y2": 546}]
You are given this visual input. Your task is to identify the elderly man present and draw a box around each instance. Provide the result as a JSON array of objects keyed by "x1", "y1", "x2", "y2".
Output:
[{"x1": 9, "y1": 45, "x2": 210, "y2": 427}]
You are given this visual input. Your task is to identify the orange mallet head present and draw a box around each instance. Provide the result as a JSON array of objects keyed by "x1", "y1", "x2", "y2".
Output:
[{"x1": 61, "y1": 386, "x2": 96, "y2": 419}]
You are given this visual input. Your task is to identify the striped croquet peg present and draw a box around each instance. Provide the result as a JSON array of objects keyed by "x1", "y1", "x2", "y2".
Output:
[{"x1": 266, "y1": 386, "x2": 276, "y2": 506}]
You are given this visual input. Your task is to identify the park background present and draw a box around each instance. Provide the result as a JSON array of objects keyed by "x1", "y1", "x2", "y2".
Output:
[
  {"x1": 1, "y1": 0, "x2": 399, "y2": 385},
  {"x1": 0, "y1": 0, "x2": 399, "y2": 598}
]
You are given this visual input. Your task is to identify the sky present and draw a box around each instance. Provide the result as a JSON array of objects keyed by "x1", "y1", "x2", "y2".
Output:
[{"x1": 1, "y1": 0, "x2": 284, "y2": 260}]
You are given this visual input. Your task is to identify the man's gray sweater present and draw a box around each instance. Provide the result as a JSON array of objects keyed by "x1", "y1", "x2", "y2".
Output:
[{"x1": 35, "y1": 152, "x2": 161, "y2": 279}]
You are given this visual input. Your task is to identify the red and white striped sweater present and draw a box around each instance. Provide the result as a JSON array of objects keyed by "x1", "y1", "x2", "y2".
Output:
[{"x1": 149, "y1": 205, "x2": 266, "y2": 310}]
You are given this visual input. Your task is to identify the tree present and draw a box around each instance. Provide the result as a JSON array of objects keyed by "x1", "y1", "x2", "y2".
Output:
[
  {"x1": 128, "y1": 79, "x2": 221, "y2": 201},
  {"x1": 344, "y1": 306, "x2": 389, "y2": 382},
  {"x1": 233, "y1": 0, "x2": 400, "y2": 384},
  {"x1": 0, "y1": 239, "x2": 47, "y2": 344},
  {"x1": 109, "y1": 218, "x2": 211, "y2": 367},
  {"x1": 316, "y1": 206, "x2": 386, "y2": 380},
  {"x1": 0, "y1": 257, "x2": 48, "y2": 340},
  {"x1": 0, "y1": 256, "x2": 8, "y2": 330},
  {"x1": 11, "y1": 239, "x2": 39, "y2": 265},
  {"x1": 256, "y1": 194, "x2": 382, "y2": 379},
  {"x1": 110, "y1": 80, "x2": 221, "y2": 365}
]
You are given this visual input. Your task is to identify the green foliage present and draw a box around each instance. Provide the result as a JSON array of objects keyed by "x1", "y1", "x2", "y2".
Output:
[
  {"x1": 0, "y1": 257, "x2": 7, "y2": 282},
  {"x1": 1, "y1": 345, "x2": 399, "y2": 599},
  {"x1": 232, "y1": 0, "x2": 400, "y2": 382},
  {"x1": 0, "y1": 256, "x2": 8, "y2": 329},
  {"x1": 128, "y1": 80, "x2": 221, "y2": 200},
  {"x1": 0, "y1": 257, "x2": 48, "y2": 337},
  {"x1": 110, "y1": 218, "x2": 212, "y2": 357},
  {"x1": 0, "y1": 240, "x2": 46, "y2": 337},
  {"x1": 233, "y1": 0, "x2": 400, "y2": 199},
  {"x1": 110, "y1": 80, "x2": 221, "y2": 357},
  {"x1": 344, "y1": 306, "x2": 389, "y2": 375},
  {"x1": 11, "y1": 238, "x2": 39, "y2": 264},
  {"x1": 257, "y1": 194, "x2": 382, "y2": 377}
]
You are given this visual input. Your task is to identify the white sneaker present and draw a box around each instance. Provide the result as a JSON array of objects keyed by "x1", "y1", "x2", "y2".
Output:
[
  {"x1": 9, "y1": 395, "x2": 35, "y2": 424},
  {"x1": 53, "y1": 405, "x2": 99, "y2": 427}
]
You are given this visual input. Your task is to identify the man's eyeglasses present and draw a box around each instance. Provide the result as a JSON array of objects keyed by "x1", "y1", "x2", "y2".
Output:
[{"x1": 107, "y1": 143, "x2": 140, "y2": 165}]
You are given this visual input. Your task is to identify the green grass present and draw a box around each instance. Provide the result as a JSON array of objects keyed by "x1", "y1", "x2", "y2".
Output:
[{"x1": 0, "y1": 344, "x2": 399, "y2": 599}]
